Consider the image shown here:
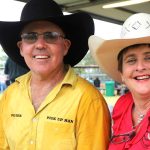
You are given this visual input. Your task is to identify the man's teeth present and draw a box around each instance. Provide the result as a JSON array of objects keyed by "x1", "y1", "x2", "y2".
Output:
[
  {"x1": 34, "y1": 56, "x2": 49, "y2": 59},
  {"x1": 136, "y1": 76, "x2": 150, "y2": 80}
]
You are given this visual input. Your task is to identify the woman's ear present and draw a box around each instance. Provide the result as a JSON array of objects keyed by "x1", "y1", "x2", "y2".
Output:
[{"x1": 121, "y1": 74, "x2": 125, "y2": 83}]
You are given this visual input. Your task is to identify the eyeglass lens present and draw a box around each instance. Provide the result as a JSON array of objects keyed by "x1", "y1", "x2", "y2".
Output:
[
  {"x1": 111, "y1": 131, "x2": 136, "y2": 144},
  {"x1": 21, "y1": 32, "x2": 64, "y2": 44},
  {"x1": 141, "y1": 130, "x2": 150, "y2": 148}
]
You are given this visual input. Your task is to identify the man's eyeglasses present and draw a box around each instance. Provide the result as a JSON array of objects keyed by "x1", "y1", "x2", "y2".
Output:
[
  {"x1": 21, "y1": 32, "x2": 65, "y2": 44},
  {"x1": 111, "y1": 130, "x2": 136, "y2": 144}
]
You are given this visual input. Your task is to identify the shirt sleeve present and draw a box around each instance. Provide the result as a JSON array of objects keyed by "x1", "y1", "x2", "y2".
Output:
[
  {"x1": 0, "y1": 94, "x2": 9, "y2": 149},
  {"x1": 76, "y1": 89, "x2": 111, "y2": 150}
]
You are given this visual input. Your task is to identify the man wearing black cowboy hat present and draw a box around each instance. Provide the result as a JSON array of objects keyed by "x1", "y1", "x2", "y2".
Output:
[{"x1": 0, "y1": 0, "x2": 111, "y2": 149}]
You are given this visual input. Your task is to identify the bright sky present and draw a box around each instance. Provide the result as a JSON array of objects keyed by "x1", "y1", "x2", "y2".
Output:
[
  {"x1": 0, "y1": 0, "x2": 25, "y2": 21},
  {"x1": 0, "y1": 0, "x2": 122, "y2": 40}
]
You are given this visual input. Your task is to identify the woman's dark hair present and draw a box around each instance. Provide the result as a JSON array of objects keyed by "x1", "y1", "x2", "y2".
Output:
[{"x1": 117, "y1": 44, "x2": 150, "y2": 72}]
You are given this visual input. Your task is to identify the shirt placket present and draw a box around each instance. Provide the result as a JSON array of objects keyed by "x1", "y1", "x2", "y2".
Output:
[{"x1": 28, "y1": 115, "x2": 39, "y2": 150}]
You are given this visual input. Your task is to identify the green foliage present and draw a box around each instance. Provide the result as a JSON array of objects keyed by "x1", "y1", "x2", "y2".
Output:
[
  {"x1": 78, "y1": 51, "x2": 96, "y2": 65},
  {"x1": 0, "y1": 46, "x2": 7, "y2": 68},
  {"x1": 74, "y1": 51, "x2": 98, "y2": 75},
  {"x1": 74, "y1": 51, "x2": 112, "y2": 82}
]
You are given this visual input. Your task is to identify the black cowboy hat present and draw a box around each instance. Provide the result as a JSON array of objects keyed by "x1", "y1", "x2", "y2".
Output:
[{"x1": 0, "y1": 0, "x2": 94, "y2": 68}]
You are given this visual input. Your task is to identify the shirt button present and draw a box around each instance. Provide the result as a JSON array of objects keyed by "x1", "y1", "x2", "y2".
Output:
[
  {"x1": 55, "y1": 127, "x2": 58, "y2": 131},
  {"x1": 30, "y1": 140, "x2": 34, "y2": 144},
  {"x1": 32, "y1": 118, "x2": 38, "y2": 122}
]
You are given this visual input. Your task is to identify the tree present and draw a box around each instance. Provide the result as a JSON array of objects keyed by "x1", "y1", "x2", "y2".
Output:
[
  {"x1": 0, "y1": 46, "x2": 7, "y2": 68},
  {"x1": 78, "y1": 51, "x2": 96, "y2": 66}
]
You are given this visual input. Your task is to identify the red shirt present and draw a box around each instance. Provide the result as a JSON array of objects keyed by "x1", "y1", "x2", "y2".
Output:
[{"x1": 109, "y1": 92, "x2": 150, "y2": 150}]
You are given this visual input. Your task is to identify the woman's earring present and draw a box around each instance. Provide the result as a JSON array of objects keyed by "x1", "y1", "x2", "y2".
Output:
[{"x1": 121, "y1": 77, "x2": 125, "y2": 83}]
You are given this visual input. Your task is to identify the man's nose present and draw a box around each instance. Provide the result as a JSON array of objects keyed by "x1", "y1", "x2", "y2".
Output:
[{"x1": 35, "y1": 35, "x2": 47, "y2": 49}]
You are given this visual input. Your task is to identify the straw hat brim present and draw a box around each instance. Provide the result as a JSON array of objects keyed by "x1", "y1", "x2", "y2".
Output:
[{"x1": 88, "y1": 35, "x2": 150, "y2": 83}]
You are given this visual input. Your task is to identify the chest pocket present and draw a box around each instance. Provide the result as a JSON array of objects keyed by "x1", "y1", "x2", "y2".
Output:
[{"x1": 40, "y1": 121, "x2": 76, "y2": 149}]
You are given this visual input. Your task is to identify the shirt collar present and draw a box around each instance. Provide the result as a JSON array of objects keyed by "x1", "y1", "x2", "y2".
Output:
[
  {"x1": 61, "y1": 65, "x2": 77, "y2": 87},
  {"x1": 16, "y1": 65, "x2": 77, "y2": 88}
]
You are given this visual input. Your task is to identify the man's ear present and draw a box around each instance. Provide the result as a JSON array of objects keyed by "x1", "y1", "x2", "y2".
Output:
[
  {"x1": 63, "y1": 39, "x2": 71, "y2": 56},
  {"x1": 17, "y1": 41, "x2": 24, "y2": 57}
]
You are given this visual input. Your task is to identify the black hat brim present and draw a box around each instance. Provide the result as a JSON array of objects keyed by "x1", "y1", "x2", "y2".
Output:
[{"x1": 0, "y1": 12, "x2": 94, "y2": 68}]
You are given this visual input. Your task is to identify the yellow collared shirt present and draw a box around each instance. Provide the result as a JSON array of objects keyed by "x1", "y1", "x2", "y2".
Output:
[{"x1": 0, "y1": 67, "x2": 111, "y2": 150}]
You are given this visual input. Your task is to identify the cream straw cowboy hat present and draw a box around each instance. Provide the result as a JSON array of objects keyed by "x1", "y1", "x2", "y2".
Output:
[
  {"x1": 88, "y1": 13, "x2": 150, "y2": 83},
  {"x1": 0, "y1": 0, "x2": 94, "y2": 69}
]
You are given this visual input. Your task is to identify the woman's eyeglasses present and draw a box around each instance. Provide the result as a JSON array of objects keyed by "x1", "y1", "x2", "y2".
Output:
[
  {"x1": 21, "y1": 32, "x2": 64, "y2": 44},
  {"x1": 111, "y1": 130, "x2": 136, "y2": 144},
  {"x1": 111, "y1": 126, "x2": 150, "y2": 147}
]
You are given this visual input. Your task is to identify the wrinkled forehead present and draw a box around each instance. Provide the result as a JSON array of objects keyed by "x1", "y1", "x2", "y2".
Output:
[{"x1": 21, "y1": 20, "x2": 64, "y2": 34}]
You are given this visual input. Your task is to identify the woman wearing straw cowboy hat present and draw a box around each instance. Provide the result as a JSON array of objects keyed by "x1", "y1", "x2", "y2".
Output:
[
  {"x1": 0, "y1": 0, "x2": 111, "y2": 149},
  {"x1": 89, "y1": 13, "x2": 150, "y2": 149}
]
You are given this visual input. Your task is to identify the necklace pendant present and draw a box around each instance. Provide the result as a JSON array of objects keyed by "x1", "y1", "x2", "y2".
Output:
[
  {"x1": 137, "y1": 114, "x2": 145, "y2": 124},
  {"x1": 139, "y1": 114, "x2": 144, "y2": 118}
]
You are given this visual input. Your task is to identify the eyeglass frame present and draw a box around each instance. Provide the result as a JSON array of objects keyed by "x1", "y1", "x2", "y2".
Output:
[
  {"x1": 20, "y1": 31, "x2": 65, "y2": 44},
  {"x1": 141, "y1": 123, "x2": 150, "y2": 148},
  {"x1": 111, "y1": 118, "x2": 150, "y2": 145},
  {"x1": 111, "y1": 130, "x2": 136, "y2": 144}
]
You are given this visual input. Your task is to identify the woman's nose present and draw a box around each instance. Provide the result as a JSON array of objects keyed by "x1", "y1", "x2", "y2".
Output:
[{"x1": 135, "y1": 60, "x2": 146, "y2": 71}]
